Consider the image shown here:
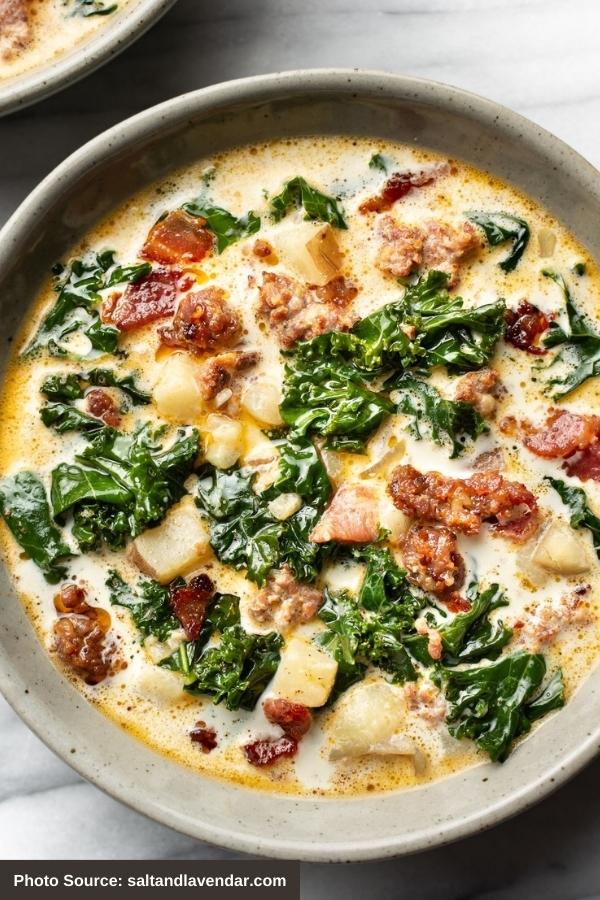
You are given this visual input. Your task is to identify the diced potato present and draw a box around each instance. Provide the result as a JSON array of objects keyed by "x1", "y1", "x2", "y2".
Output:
[
  {"x1": 270, "y1": 635, "x2": 338, "y2": 707},
  {"x1": 204, "y1": 414, "x2": 243, "y2": 469},
  {"x1": 328, "y1": 681, "x2": 411, "y2": 760},
  {"x1": 538, "y1": 228, "x2": 556, "y2": 258},
  {"x1": 154, "y1": 353, "x2": 204, "y2": 422},
  {"x1": 133, "y1": 663, "x2": 185, "y2": 706},
  {"x1": 241, "y1": 379, "x2": 283, "y2": 426},
  {"x1": 144, "y1": 628, "x2": 187, "y2": 664},
  {"x1": 378, "y1": 495, "x2": 411, "y2": 545},
  {"x1": 130, "y1": 496, "x2": 211, "y2": 583},
  {"x1": 321, "y1": 560, "x2": 366, "y2": 596},
  {"x1": 362, "y1": 425, "x2": 405, "y2": 477},
  {"x1": 530, "y1": 520, "x2": 591, "y2": 575},
  {"x1": 267, "y1": 492, "x2": 303, "y2": 521},
  {"x1": 270, "y1": 220, "x2": 342, "y2": 286}
]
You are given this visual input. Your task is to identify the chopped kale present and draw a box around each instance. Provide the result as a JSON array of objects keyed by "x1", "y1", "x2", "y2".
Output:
[
  {"x1": 468, "y1": 211, "x2": 530, "y2": 272},
  {"x1": 270, "y1": 176, "x2": 347, "y2": 229}
]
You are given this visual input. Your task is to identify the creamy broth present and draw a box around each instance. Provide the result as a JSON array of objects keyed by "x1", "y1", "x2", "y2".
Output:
[
  {"x1": 0, "y1": 0, "x2": 134, "y2": 82},
  {"x1": 2, "y1": 135, "x2": 600, "y2": 797}
]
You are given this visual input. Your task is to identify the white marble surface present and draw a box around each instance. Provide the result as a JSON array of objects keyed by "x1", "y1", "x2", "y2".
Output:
[{"x1": 2, "y1": 0, "x2": 600, "y2": 893}]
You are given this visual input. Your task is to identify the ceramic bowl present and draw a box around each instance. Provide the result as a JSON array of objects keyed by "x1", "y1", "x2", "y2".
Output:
[
  {"x1": 0, "y1": 0, "x2": 178, "y2": 116},
  {"x1": 1, "y1": 70, "x2": 600, "y2": 861}
]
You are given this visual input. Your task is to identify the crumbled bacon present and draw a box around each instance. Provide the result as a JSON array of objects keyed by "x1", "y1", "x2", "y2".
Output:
[
  {"x1": 455, "y1": 368, "x2": 503, "y2": 418},
  {"x1": 200, "y1": 350, "x2": 260, "y2": 400},
  {"x1": 415, "y1": 617, "x2": 443, "y2": 661},
  {"x1": 505, "y1": 301, "x2": 550, "y2": 355},
  {"x1": 405, "y1": 680, "x2": 447, "y2": 723},
  {"x1": 256, "y1": 271, "x2": 357, "y2": 348},
  {"x1": 102, "y1": 267, "x2": 192, "y2": 332},
  {"x1": 389, "y1": 465, "x2": 539, "y2": 542},
  {"x1": 52, "y1": 583, "x2": 122, "y2": 685},
  {"x1": 253, "y1": 239, "x2": 274, "y2": 258},
  {"x1": 85, "y1": 389, "x2": 121, "y2": 427},
  {"x1": 142, "y1": 210, "x2": 214, "y2": 265},
  {"x1": 359, "y1": 165, "x2": 449, "y2": 214},
  {"x1": 565, "y1": 440, "x2": 600, "y2": 481},
  {"x1": 248, "y1": 565, "x2": 323, "y2": 631},
  {"x1": 0, "y1": 0, "x2": 30, "y2": 59},
  {"x1": 159, "y1": 287, "x2": 241, "y2": 354},
  {"x1": 263, "y1": 698, "x2": 312, "y2": 741},
  {"x1": 442, "y1": 592, "x2": 472, "y2": 613},
  {"x1": 190, "y1": 721, "x2": 218, "y2": 753},
  {"x1": 376, "y1": 217, "x2": 478, "y2": 287},
  {"x1": 402, "y1": 524, "x2": 465, "y2": 595},
  {"x1": 243, "y1": 736, "x2": 298, "y2": 767},
  {"x1": 523, "y1": 409, "x2": 600, "y2": 459},
  {"x1": 169, "y1": 573, "x2": 214, "y2": 641},
  {"x1": 516, "y1": 586, "x2": 592, "y2": 652},
  {"x1": 310, "y1": 483, "x2": 379, "y2": 544}
]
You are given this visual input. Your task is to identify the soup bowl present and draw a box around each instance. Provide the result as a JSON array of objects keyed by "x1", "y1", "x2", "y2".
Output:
[
  {"x1": 1, "y1": 69, "x2": 600, "y2": 861},
  {"x1": 0, "y1": 0, "x2": 178, "y2": 117}
]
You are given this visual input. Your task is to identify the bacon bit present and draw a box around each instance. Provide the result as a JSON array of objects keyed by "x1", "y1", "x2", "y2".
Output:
[
  {"x1": 243, "y1": 736, "x2": 298, "y2": 767},
  {"x1": 85, "y1": 389, "x2": 121, "y2": 427},
  {"x1": 142, "y1": 210, "x2": 214, "y2": 265},
  {"x1": 415, "y1": 617, "x2": 443, "y2": 661},
  {"x1": 516, "y1": 586, "x2": 592, "y2": 652},
  {"x1": 405, "y1": 681, "x2": 447, "y2": 723},
  {"x1": 102, "y1": 267, "x2": 193, "y2": 332},
  {"x1": 402, "y1": 524, "x2": 465, "y2": 595},
  {"x1": 52, "y1": 583, "x2": 122, "y2": 685},
  {"x1": 169, "y1": 574, "x2": 214, "y2": 641},
  {"x1": 310, "y1": 483, "x2": 379, "y2": 544},
  {"x1": 389, "y1": 465, "x2": 539, "y2": 543},
  {"x1": 190, "y1": 720, "x2": 218, "y2": 753},
  {"x1": 523, "y1": 409, "x2": 600, "y2": 459},
  {"x1": 443, "y1": 592, "x2": 472, "y2": 613},
  {"x1": 359, "y1": 166, "x2": 448, "y2": 214},
  {"x1": 200, "y1": 350, "x2": 260, "y2": 401},
  {"x1": 253, "y1": 239, "x2": 274, "y2": 258},
  {"x1": 473, "y1": 448, "x2": 504, "y2": 472},
  {"x1": 159, "y1": 287, "x2": 241, "y2": 354},
  {"x1": 455, "y1": 368, "x2": 503, "y2": 418},
  {"x1": 565, "y1": 441, "x2": 600, "y2": 481},
  {"x1": 505, "y1": 301, "x2": 550, "y2": 355},
  {"x1": 256, "y1": 271, "x2": 357, "y2": 348},
  {"x1": 263, "y1": 698, "x2": 312, "y2": 741}
]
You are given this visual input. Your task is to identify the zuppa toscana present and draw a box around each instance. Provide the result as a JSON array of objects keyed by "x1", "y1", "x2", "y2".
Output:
[
  {"x1": 0, "y1": 0, "x2": 128, "y2": 81},
  {"x1": 1, "y1": 134, "x2": 600, "y2": 796}
]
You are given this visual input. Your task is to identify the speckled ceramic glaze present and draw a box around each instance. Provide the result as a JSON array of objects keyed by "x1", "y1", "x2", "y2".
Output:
[
  {"x1": 1, "y1": 70, "x2": 600, "y2": 861},
  {"x1": 0, "y1": 0, "x2": 178, "y2": 117}
]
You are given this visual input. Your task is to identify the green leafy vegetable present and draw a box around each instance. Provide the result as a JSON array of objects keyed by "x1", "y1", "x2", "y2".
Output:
[
  {"x1": 40, "y1": 368, "x2": 151, "y2": 433},
  {"x1": 106, "y1": 570, "x2": 178, "y2": 642},
  {"x1": 468, "y1": 211, "x2": 530, "y2": 273},
  {"x1": 393, "y1": 374, "x2": 488, "y2": 458},
  {"x1": 51, "y1": 424, "x2": 199, "y2": 551},
  {"x1": 369, "y1": 153, "x2": 389, "y2": 173},
  {"x1": 40, "y1": 373, "x2": 83, "y2": 401},
  {"x1": 270, "y1": 176, "x2": 347, "y2": 229},
  {"x1": 439, "y1": 582, "x2": 512, "y2": 664},
  {"x1": 546, "y1": 477, "x2": 600, "y2": 559},
  {"x1": 25, "y1": 252, "x2": 150, "y2": 358},
  {"x1": 541, "y1": 270, "x2": 600, "y2": 399},
  {"x1": 162, "y1": 594, "x2": 282, "y2": 711},
  {"x1": 182, "y1": 200, "x2": 260, "y2": 253},
  {"x1": 70, "y1": 0, "x2": 117, "y2": 16},
  {"x1": 0, "y1": 471, "x2": 71, "y2": 582},
  {"x1": 195, "y1": 437, "x2": 332, "y2": 584},
  {"x1": 440, "y1": 651, "x2": 564, "y2": 762},
  {"x1": 40, "y1": 402, "x2": 105, "y2": 434},
  {"x1": 319, "y1": 547, "x2": 424, "y2": 698}
]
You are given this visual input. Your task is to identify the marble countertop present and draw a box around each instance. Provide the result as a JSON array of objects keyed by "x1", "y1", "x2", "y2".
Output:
[{"x1": 2, "y1": 0, "x2": 600, "y2": 893}]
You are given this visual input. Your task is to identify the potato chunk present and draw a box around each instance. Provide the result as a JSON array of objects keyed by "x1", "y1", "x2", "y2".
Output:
[
  {"x1": 530, "y1": 520, "x2": 591, "y2": 575},
  {"x1": 133, "y1": 663, "x2": 185, "y2": 706},
  {"x1": 270, "y1": 635, "x2": 338, "y2": 707},
  {"x1": 131, "y1": 496, "x2": 211, "y2": 583},
  {"x1": 204, "y1": 414, "x2": 243, "y2": 469},
  {"x1": 154, "y1": 353, "x2": 203, "y2": 422},
  {"x1": 270, "y1": 221, "x2": 342, "y2": 286},
  {"x1": 328, "y1": 681, "x2": 413, "y2": 760}
]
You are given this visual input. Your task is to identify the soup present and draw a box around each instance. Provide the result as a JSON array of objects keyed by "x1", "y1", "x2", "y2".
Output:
[{"x1": 1, "y1": 135, "x2": 599, "y2": 797}]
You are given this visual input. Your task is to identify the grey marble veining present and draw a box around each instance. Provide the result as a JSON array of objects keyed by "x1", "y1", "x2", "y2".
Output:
[{"x1": 2, "y1": 0, "x2": 600, "y2": 895}]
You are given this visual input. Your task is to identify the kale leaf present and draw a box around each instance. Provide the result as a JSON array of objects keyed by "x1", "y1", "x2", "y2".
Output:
[
  {"x1": 40, "y1": 401, "x2": 105, "y2": 434},
  {"x1": 392, "y1": 374, "x2": 488, "y2": 458},
  {"x1": 161, "y1": 594, "x2": 282, "y2": 711},
  {"x1": 468, "y1": 211, "x2": 530, "y2": 272},
  {"x1": 319, "y1": 546, "x2": 424, "y2": 698},
  {"x1": 439, "y1": 582, "x2": 512, "y2": 664},
  {"x1": 195, "y1": 437, "x2": 332, "y2": 584},
  {"x1": 0, "y1": 471, "x2": 72, "y2": 582},
  {"x1": 369, "y1": 153, "x2": 389, "y2": 173},
  {"x1": 182, "y1": 200, "x2": 260, "y2": 253},
  {"x1": 25, "y1": 252, "x2": 150, "y2": 357},
  {"x1": 440, "y1": 651, "x2": 564, "y2": 761},
  {"x1": 106, "y1": 570, "x2": 179, "y2": 642},
  {"x1": 270, "y1": 176, "x2": 347, "y2": 229},
  {"x1": 51, "y1": 424, "x2": 199, "y2": 551},
  {"x1": 540, "y1": 269, "x2": 600, "y2": 399},
  {"x1": 546, "y1": 477, "x2": 600, "y2": 559},
  {"x1": 40, "y1": 368, "x2": 151, "y2": 433},
  {"x1": 70, "y1": 0, "x2": 117, "y2": 15}
]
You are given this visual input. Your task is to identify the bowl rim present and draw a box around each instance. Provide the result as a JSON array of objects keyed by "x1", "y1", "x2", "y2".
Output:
[
  {"x1": 1, "y1": 68, "x2": 600, "y2": 861},
  {"x1": 0, "y1": 0, "x2": 179, "y2": 117}
]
